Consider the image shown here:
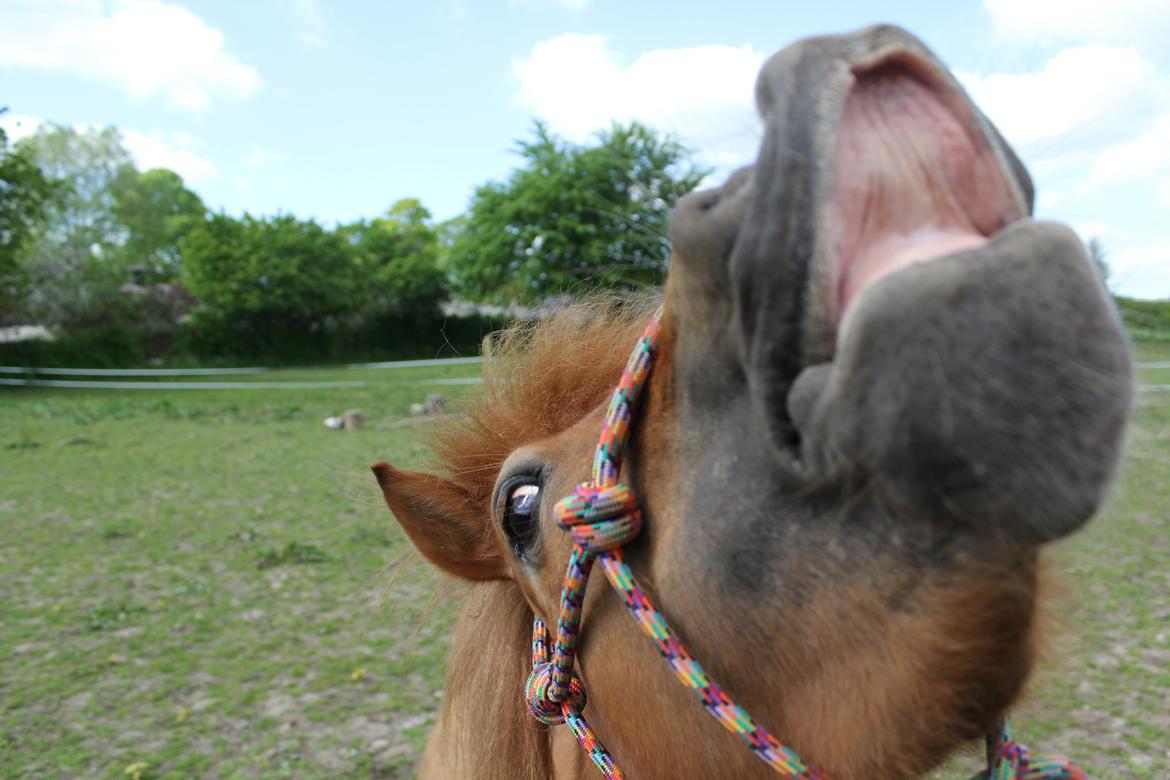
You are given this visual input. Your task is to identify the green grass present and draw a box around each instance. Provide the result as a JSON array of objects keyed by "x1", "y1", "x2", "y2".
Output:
[
  {"x1": 0, "y1": 362, "x2": 477, "y2": 780},
  {"x1": 1134, "y1": 340, "x2": 1170, "y2": 364},
  {"x1": 2, "y1": 353, "x2": 1168, "y2": 779}
]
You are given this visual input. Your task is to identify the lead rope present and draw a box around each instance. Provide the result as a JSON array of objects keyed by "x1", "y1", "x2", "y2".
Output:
[
  {"x1": 523, "y1": 306, "x2": 1086, "y2": 780},
  {"x1": 973, "y1": 722, "x2": 1087, "y2": 780}
]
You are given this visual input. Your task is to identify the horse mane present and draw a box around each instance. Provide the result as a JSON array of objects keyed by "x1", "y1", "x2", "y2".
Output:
[
  {"x1": 429, "y1": 579, "x2": 552, "y2": 779},
  {"x1": 426, "y1": 294, "x2": 659, "y2": 779}
]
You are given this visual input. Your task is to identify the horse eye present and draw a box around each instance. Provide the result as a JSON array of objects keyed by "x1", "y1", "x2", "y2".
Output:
[{"x1": 503, "y1": 482, "x2": 541, "y2": 557}]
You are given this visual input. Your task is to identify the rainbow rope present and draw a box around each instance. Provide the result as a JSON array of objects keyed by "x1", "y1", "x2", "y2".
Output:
[
  {"x1": 973, "y1": 723, "x2": 1087, "y2": 780},
  {"x1": 523, "y1": 307, "x2": 1087, "y2": 780}
]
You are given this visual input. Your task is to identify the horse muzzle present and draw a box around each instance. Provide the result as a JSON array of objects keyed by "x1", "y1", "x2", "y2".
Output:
[{"x1": 666, "y1": 24, "x2": 1133, "y2": 544}]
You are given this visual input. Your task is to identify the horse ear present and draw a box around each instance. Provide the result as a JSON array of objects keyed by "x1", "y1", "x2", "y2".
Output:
[{"x1": 371, "y1": 461, "x2": 506, "y2": 580}]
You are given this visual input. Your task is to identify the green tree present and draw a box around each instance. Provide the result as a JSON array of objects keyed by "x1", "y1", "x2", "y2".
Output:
[
  {"x1": 11, "y1": 124, "x2": 141, "y2": 340},
  {"x1": 448, "y1": 121, "x2": 708, "y2": 303},
  {"x1": 180, "y1": 213, "x2": 356, "y2": 358},
  {"x1": 15, "y1": 124, "x2": 133, "y2": 273},
  {"x1": 341, "y1": 197, "x2": 447, "y2": 319},
  {"x1": 0, "y1": 114, "x2": 58, "y2": 316},
  {"x1": 109, "y1": 167, "x2": 206, "y2": 278}
]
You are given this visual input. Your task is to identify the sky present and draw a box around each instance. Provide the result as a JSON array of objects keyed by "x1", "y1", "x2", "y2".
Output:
[{"x1": 2, "y1": 0, "x2": 1168, "y2": 298}]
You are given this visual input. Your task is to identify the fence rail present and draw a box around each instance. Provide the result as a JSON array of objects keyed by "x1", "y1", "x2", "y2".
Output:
[
  {"x1": 0, "y1": 356, "x2": 1160, "y2": 392},
  {"x1": 347, "y1": 356, "x2": 482, "y2": 370},
  {"x1": 0, "y1": 355, "x2": 482, "y2": 378},
  {"x1": 0, "y1": 366, "x2": 267, "y2": 377},
  {"x1": 0, "y1": 378, "x2": 368, "y2": 390}
]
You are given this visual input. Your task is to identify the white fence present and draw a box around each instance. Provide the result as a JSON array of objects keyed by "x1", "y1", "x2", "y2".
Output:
[
  {"x1": 0, "y1": 357, "x2": 1161, "y2": 392},
  {"x1": 0, "y1": 355, "x2": 484, "y2": 390}
]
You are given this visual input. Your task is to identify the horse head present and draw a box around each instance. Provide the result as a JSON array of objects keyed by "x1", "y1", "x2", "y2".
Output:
[{"x1": 373, "y1": 24, "x2": 1133, "y2": 780}]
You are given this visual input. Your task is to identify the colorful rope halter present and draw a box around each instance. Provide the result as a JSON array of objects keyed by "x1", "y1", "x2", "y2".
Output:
[{"x1": 524, "y1": 306, "x2": 1087, "y2": 780}]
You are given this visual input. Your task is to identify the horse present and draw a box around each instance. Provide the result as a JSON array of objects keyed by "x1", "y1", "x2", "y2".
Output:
[{"x1": 372, "y1": 24, "x2": 1133, "y2": 780}]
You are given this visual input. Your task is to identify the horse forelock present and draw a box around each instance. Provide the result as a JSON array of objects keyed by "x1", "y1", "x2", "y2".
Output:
[{"x1": 432, "y1": 293, "x2": 661, "y2": 510}]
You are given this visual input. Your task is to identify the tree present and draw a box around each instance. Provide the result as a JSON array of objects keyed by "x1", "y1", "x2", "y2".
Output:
[
  {"x1": 15, "y1": 124, "x2": 133, "y2": 273},
  {"x1": 0, "y1": 113, "x2": 58, "y2": 317},
  {"x1": 180, "y1": 213, "x2": 356, "y2": 357},
  {"x1": 341, "y1": 198, "x2": 447, "y2": 319},
  {"x1": 12, "y1": 124, "x2": 135, "y2": 330},
  {"x1": 448, "y1": 121, "x2": 708, "y2": 303},
  {"x1": 109, "y1": 167, "x2": 206, "y2": 278}
]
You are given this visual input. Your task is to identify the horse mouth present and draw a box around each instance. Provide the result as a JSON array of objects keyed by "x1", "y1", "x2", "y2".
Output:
[{"x1": 827, "y1": 55, "x2": 1026, "y2": 326}]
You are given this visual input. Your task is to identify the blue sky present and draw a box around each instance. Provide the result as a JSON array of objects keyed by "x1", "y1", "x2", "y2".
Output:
[{"x1": 2, "y1": 0, "x2": 1168, "y2": 297}]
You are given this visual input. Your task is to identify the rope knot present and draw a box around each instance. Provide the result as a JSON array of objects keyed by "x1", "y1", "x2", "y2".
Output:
[
  {"x1": 554, "y1": 482, "x2": 642, "y2": 553},
  {"x1": 525, "y1": 662, "x2": 586, "y2": 726},
  {"x1": 982, "y1": 725, "x2": 1087, "y2": 780}
]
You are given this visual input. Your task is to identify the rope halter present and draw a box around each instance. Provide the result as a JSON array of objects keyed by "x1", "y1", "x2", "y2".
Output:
[{"x1": 522, "y1": 306, "x2": 1087, "y2": 780}]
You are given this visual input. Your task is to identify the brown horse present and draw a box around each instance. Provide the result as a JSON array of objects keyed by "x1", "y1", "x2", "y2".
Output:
[{"x1": 373, "y1": 25, "x2": 1133, "y2": 780}]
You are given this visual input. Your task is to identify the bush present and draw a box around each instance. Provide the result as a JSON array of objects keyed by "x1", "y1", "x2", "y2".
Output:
[
  {"x1": 1116, "y1": 297, "x2": 1170, "y2": 341},
  {"x1": 179, "y1": 213, "x2": 358, "y2": 360},
  {"x1": 0, "y1": 325, "x2": 146, "y2": 368},
  {"x1": 0, "y1": 309, "x2": 508, "y2": 369}
]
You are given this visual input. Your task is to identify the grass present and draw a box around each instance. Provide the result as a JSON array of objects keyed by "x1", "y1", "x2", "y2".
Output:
[
  {"x1": 2, "y1": 348, "x2": 1168, "y2": 779},
  {"x1": 0, "y1": 362, "x2": 477, "y2": 780}
]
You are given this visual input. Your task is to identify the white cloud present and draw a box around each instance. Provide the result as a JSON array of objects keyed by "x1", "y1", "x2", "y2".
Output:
[
  {"x1": 121, "y1": 128, "x2": 219, "y2": 182},
  {"x1": 0, "y1": 112, "x2": 43, "y2": 144},
  {"x1": 233, "y1": 176, "x2": 252, "y2": 191},
  {"x1": 1091, "y1": 112, "x2": 1170, "y2": 188},
  {"x1": 1075, "y1": 220, "x2": 1120, "y2": 244},
  {"x1": 959, "y1": 45, "x2": 1170, "y2": 298},
  {"x1": 983, "y1": 0, "x2": 1170, "y2": 44},
  {"x1": 509, "y1": 0, "x2": 588, "y2": 11},
  {"x1": 957, "y1": 46, "x2": 1163, "y2": 157},
  {"x1": 512, "y1": 34, "x2": 765, "y2": 172},
  {"x1": 243, "y1": 147, "x2": 280, "y2": 169},
  {"x1": 0, "y1": 0, "x2": 262, "y2": 111},
  {"x1": 3, "y1": 113, "x2": 218, "y2": 184},
  {"x1": 447, "y1": 2, "x2": 467, "y2": 22},
  {"x1": 974, "y1": 0, "x2": 1170, "y2": 298},
  {"x1": 293, "y1": 0, "x2": 325, "y2": 46},
  {"x1": 1110, "y1": 243, "x2": 1170, "y2": 299}
]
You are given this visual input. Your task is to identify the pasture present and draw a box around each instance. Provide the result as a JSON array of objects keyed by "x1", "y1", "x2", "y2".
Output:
[{"x1": 2, "y1": 345, "x2": 1168, "y2": 779}]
